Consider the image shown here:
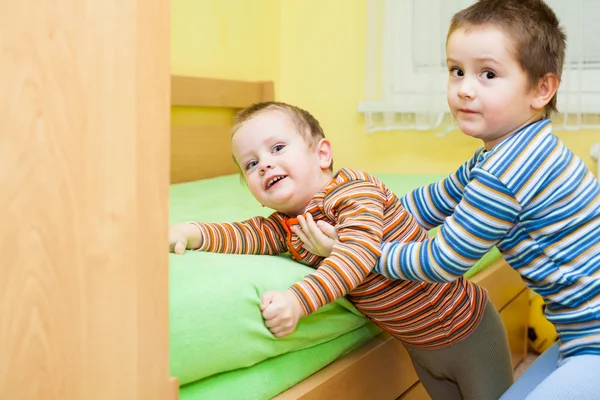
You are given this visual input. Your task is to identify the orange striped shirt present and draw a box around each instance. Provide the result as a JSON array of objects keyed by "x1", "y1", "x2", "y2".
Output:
[{"x1": 194, "y1": 168, "x2": 488, "y2": 349}]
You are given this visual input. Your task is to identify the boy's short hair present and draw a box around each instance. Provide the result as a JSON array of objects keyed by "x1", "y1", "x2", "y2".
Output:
[
  {"x1": 448, "y1": 0, "x2": 566, "y2": 116},
  {"x1": 232, "y1": 101, "x2": 333, "y2": 170},
  {"x1": 233, "y1": 102, "x2": 326, "y2": 147}
]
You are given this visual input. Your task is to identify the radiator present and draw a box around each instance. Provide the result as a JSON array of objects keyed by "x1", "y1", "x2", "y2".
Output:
[{"x1": 591, "y1": 143, "x2": 600, "y2": 178}]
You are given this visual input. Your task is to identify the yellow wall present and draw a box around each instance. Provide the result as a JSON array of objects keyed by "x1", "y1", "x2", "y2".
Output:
[
  {"x1": 171, "y1": 0, "x2": 281, "y2": 126},
  {"x1": 172, "y1": 0, "x2": 599, "y2": 175},
  {"x1": 172, "y1": 0, "x2": 280, "y2": 83}
]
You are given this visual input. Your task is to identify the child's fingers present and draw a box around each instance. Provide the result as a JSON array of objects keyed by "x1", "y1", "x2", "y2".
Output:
[
  {"x1": 261, "y1": 302, "x2": 281, "y2": 320},
  {"x1": 301, "y1": 244, "x2": 314, "y2": 253},
  {"x1": 317, "y1": 220, "x2": 338, "y2": 240},
  {"x1": 263, "y1": 315, "x2": 282, "y2": 328},
  {"x1": 260, "y1": 291, "x2": 277, "y2": 311},
  {"x1": 305, "y1": 215, "x2": 333, "y2": 245},
  {"x1": 174, "y1": 241, "x2": 186, "y2": 255},
  {"x1": 270, "y1": 324, "x2": 294, "y2": 338},
  {"x1": 291, "y1": 225, "x2": 312, "y2": 247},
  {"x1": 268, "y1": 322, "x2": 290, "y2": 334},
  {"x1": 297, "y1": 214, "x2": 338, "y2": 258},
  {"x1": 305, "y1": 213, "x2": 322, "y2": 237},
  {"x1": 299, "y1": 214, "x2": 318, "y2": 244},
  {"x1": 269, "y1": 326, "x2": 286, "y2": 337},
  {"x1": 296, "y1": 215, "x2": 316, "y2": 247}
]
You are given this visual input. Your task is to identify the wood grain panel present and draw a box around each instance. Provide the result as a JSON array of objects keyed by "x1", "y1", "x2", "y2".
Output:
[
  {"x1": 500, "y1": 289, "x2": 529, "y2": 369},
  {"x1": 171, "y1": 125, "x2": 239, "y2": 183},
  {"x1": 275, "y1": 333, "x2": 419, "y2": 400},
  {"x1": 171, "y1": 76, "x2": 274, "y2": 108},
  {"x1": 0, "y1": 1, "x2": 177, "y2": 399},
  {"x1": 397, "y1": 382, "x2": 431, "y2": 400},
  {"x1": 169, "y1": 77, "x2": 274, "y2": 184},
  {"x1": 470, "y1": 259, "x2": 526, "y2": 312},
  {"x1": 135, "y1": 0, "x2": 179, "y2": 398}
]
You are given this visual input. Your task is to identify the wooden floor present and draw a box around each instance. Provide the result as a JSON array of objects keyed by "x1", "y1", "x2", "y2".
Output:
[{"x1": 514, "y1": 352, "x2": 538, "y2": 379}]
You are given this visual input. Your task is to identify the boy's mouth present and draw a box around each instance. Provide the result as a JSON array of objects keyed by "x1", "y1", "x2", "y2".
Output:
[{"x1": 265, "y1": 175, "x2": 287, "y2": 190}]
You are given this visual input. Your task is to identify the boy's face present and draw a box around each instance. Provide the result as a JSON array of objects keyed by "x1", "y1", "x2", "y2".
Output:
[
  {"x1": 232, "y1": 110, "x2": 332, "y2": 216},
  {"x1": 446, "y1": 25, "x2": 542, "y2": 150}
]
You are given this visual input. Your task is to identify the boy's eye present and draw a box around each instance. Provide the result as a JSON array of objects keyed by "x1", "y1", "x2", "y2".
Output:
[
  {"x1": 449, "y1": 67, "x2": 464, "y2": 77},
  {"x1": 272, "y1": 144, "x2": 285, "y2": 153},
  {"x1": 482, "y1": 70, "x2": 496, "y2": 79},
  {"x1": 245, "y1": 160, "x2": 258, "y2": 170}
]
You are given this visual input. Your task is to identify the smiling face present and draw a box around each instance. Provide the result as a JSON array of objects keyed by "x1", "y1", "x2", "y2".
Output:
[
  {"x1": 446, "y1": 25, "x2": 544, "y2": 149},
  {"x1": 231, "y1": 109, "x2": 333, "y2": 216}
]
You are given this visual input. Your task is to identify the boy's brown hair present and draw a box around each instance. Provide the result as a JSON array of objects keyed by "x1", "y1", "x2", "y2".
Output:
[
  {"x1": 233, "y1": 101, "x2": 325, "y2": 145},
  {"x1": 448, "y1": 0, "x2": 566, "y2": 116},
  {"x1": 232, "y1": 101, "x2": 333, "y2": 170}
]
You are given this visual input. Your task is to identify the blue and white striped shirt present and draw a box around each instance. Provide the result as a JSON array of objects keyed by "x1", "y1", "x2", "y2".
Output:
[{"x1": 377, "y1": 119, "x2": 600, "y2": 360}]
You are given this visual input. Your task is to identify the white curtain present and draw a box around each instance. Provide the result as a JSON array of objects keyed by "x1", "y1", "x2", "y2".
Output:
[{"x1": 361, "y1": 0, "x2": 600, "y2": 134}]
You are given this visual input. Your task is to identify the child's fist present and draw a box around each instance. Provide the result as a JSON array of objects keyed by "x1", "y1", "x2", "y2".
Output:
[
  {"x1": 260, "y1": 290, "x2": 304, "y2": 338},
  {"x1": 169, "y1": 223, "x2": 194, "y2": 254}
]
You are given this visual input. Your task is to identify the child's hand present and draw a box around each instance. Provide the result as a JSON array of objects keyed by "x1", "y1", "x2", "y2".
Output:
[
  {"x1": 260, "y1": 290, "x2": 304, "y2": 338},
  {"x1": 169, "y1": 223, "x2": 202, "y2": 254},
  {"x1": 292, "y1": 213, "x2": 338, "y2": 257}
]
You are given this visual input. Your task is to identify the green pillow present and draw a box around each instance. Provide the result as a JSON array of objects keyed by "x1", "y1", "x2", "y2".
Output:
[
  {"x1": 169, "y1": 176, "x2": 374, "y2": 385},
  {"x1": 169, "y1": 251, "x2": 372, "y2": 385}
]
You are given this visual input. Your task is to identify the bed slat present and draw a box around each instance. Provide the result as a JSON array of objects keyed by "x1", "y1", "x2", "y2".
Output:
[
  {"x1": 171, "y1": 76, "x2": 274, "y2": 109},
  {"x1": 171, "y1": 125, "x2": 238, "y2": 183}
]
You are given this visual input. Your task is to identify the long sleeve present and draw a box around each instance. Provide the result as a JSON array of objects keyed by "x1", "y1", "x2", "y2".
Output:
[
  {"x1": 400, "y1": 150, "x2": 479, "y2": 230},
  {"x1": 377, "y1": 169, "x2": 521, "y2": 282},
  {"x1": 290, "y1": 181, "x2": 386, "y2": 314},
  {"x1": 194, "y1": 214, "x2": 289, "y2": 255}
]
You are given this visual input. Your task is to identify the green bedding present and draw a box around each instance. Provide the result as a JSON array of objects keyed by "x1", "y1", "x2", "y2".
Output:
[
  {"x1": 170, "y1": 251, "x2": 377, "y2": 386},
  {"x1": 180, "y1": 324, "x2": 380, "y2": 400},
  {"x1": 169, "y1": 172, "x2": 503, "y2": 400}
]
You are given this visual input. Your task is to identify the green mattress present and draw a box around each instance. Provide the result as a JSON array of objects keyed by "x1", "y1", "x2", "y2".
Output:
[{"x1": 169, "y1": 172, "x2": 503, "y2": 400}]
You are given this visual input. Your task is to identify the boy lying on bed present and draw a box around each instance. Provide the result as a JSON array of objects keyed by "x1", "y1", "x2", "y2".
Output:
[{"x1": 169, "y1": 102, "x2": 512, "y2": 400}]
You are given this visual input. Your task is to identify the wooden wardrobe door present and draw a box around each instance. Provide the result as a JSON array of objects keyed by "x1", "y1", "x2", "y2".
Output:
[{"x1": 0, "y1": 1, "x2": 178, "y2": 399}]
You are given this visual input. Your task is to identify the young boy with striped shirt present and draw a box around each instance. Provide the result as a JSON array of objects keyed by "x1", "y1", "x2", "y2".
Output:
[
  {"x1": 169, "y1": 101, "x2": 513, "y2": 399},
  {"x1": 300, "y1": 1, "x2": 600, "y2": 398}
]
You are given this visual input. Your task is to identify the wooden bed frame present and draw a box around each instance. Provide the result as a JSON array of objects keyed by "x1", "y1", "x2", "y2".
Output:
[{"x1": 170, "y1": 75, "x2": 530, "y2": 400}]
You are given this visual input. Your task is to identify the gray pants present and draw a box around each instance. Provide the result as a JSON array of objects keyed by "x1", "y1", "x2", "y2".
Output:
[{"x1": 404, "y1": 300, "x2": 513, "y2": 400}]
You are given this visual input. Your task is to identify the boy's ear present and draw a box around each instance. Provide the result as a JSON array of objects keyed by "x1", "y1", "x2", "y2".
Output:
[
  {"x1": 531, "y1": 72, "x2": 559, "y2": 111},
  {"x1": 316, "y1": 138, "x2": 333, "y2": 170}
]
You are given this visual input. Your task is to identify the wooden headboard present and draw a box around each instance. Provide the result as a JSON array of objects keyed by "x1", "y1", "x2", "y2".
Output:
[{"x1": 170, "y1": 75, "x2": 275, "y2": 183}]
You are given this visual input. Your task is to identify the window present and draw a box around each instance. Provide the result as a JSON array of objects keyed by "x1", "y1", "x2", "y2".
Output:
[{"x1": 360, "y1": 0, "x2": 600, "y2": 132}]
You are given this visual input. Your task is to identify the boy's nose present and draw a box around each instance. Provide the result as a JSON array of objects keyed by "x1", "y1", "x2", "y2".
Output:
[
  {"x1": 259, "y1": 162, "x2": 273, "y2": 174},
  {"x1": 457, "y1": 79, "x2": 475, "y2": 99}
]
